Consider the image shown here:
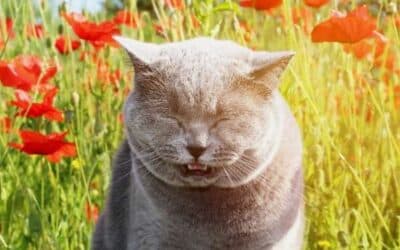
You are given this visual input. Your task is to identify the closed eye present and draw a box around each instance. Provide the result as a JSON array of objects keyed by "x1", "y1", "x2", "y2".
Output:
[
  {"x1": 211, "y1": 118, "x2": 230, "y2": 129},
  {"x1": 166, "y1": 116, "x2": 184, "y2": 128}
]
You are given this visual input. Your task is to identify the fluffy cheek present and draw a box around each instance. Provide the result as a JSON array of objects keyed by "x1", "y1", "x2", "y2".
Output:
[
  {"x1": 124, "y1": 99, "x2": 173, "y2": 145},
  {"x1": 126, "y1": 115, "x2": 157, "y2": 146},
  {"x1": 215, "y1": 120, "x2": 261, "y2": 152},
  {"x1": 127, "y1": 113, "x2": 176, "y2": 145}
]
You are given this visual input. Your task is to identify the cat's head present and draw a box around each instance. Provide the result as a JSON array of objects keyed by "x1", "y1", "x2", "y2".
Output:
[{"x1": 115, "y1": 36, "x2": 294, "y2": 188}]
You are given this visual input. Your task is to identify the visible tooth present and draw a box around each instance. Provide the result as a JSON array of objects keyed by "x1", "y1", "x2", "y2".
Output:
[
  {"x1": 187, "y1": 164, "x2": 197, "y2": 170},
  {"x1": 188, "y1": 164, "x2": 208, "y2": 171}
]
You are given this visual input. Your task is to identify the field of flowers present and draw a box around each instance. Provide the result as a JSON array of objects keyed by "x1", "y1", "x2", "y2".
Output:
[{"x1": 0, "y1": 0, "x2": 399, "y2": 249}]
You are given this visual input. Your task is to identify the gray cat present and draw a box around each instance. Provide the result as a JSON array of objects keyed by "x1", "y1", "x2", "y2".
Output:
[{"x1": 92, "y1": 36, "x2": 304, "y2": 250}]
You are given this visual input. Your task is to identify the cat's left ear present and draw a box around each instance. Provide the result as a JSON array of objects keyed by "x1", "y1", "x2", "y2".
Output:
[{"x1": 248, "y1": 51, "x2": 295, "y2": 89}]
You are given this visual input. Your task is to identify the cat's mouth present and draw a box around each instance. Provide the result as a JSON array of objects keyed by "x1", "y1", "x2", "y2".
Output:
[{"x1": 178, "y1": 162, "x2": 219, "y2": 178}]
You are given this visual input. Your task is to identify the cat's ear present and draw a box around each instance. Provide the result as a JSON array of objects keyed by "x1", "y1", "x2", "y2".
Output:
[
  {"x1": 113, "y1": 35, "x2": 160, "y2": 72},
  {"x1": 248, "y1": 51, "x2": 295, "y2": 90},
  {"x1": 113, "y1": 36, "x2": 165, "y2": 94}
]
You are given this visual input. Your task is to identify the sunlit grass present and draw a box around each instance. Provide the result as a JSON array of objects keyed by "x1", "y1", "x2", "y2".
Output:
[{"x1": 0, "y1": 0, "x2": 399, "y2": 249}]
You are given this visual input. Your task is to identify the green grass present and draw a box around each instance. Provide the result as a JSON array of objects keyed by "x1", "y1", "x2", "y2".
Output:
[{"x1": 0, "y1": 0, "x2": 399, "y2": 249}]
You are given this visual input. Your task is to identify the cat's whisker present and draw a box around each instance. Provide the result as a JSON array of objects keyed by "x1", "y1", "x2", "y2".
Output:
[
  {"x1": 117, "y1": 159, "x2": 133, "y2": 168},
  {"x1": 222, "y1": 167, "x2": 235, "y2": 187},
  {"x1": 141, "y1": 154, "x2": 162, "y2": 164},
  {"x1": 225, "y1": 164, "x2": 265, "y2": 205},
  {"x1": 112, "y1": 171, "x2": 132, "y2": 184},
  {"x1": 232, "y1": 163, "x2": 282, "y2": 204},
  {"x1": 231, "y1": 158, "x2": 306, "y2": 201}
]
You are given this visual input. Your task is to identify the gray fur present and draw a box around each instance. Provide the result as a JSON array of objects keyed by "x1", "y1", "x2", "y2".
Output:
[{"x1": 92, "y1": 37, "x2": 304, "y2": 250}]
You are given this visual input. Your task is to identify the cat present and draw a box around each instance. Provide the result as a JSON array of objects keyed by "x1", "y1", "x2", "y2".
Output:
[{"x1": 92, "y1": 36, "x2": 304, "y2": 250}]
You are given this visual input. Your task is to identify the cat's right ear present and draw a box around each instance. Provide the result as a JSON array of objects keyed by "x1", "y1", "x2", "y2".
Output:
[
  {"x1": 113, "y1": 36, "x2": 160, "y2": 73},
  {"x1": 113, "y1": 36, "x2": 165, "y2": 94}
]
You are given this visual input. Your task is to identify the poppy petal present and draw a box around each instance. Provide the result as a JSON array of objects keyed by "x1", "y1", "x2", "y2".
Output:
[
  {"x1": 62, "y1": 12, "x2": 120, "y2": 48},
  {"x1": 304, "y1": 0, "x2": 330, "y2": 8},
  {"x1": 9, "y1": 130, "x2": 76, "y2": 162},
  {"x1": 239, "y1": 0, "x2": 282, "y2": 10},
  {"x1": 311, "y1": 5, "x2": 376, "y2": 43}
]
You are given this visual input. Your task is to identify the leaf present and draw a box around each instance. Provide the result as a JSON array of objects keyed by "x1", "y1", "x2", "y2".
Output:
[
  {"x1": 212, "y1": 2, "x2": 240, "y2": 13},
  {"x1": 28, "y1": 209, "x2": 42, "y2": 235},
  {"x1": 209, "y1": 20, "x2": 223, "y2": 38}
]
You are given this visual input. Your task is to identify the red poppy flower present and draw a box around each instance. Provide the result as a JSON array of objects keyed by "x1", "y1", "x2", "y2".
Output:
[
  {"x1": 9, "y1": 130, "x2": 76, "y2": 163},
  {"x1": 164, "y1": 0, "x2": 185, "y2": 10},
  {"x1": 0, "y1": 18, "x2": 15, "y2": 48},
  {"x1": 10, "y1": 88, "x2": 64, "y2": 122},
  {"x1": 0, "y1": 55, "x2": 57, "y2": 91},
  {"x1": 153, "y1": 23, "x2": 168, "y2": 38},
  {"x1": 54, "y1": 36, "x2": 81, "y2": 54},
  {"x1": 1, "y1": 117, "x2": 11, "y2": 133},
  {"x1": 1, "y1": 18, "x2": 14, "y2": 37},
  {"x1": 113, "y1": 10, "x2": 140, "y2": 28},
  {"x1": 0, "y1": 17, "x2": 15, "y2": 47},
  {"x1": 26, "y1": 24, "x2": 45, "y2": 38},
  {"x1": 304, "y1": 0, "x2": 330, "y2": 8},
  {"x1": 343, "y1": 30, "x2": 396, "y2": 72},
  {"x1": 239, "y1": 0, "x2": 282, "y2": 11},
  {"x1": 343, "y1": 31, "x2": 388, "y2": 59},
  {"x1": 85, "y1": 202, "x2": 99, "y2": 223},
  {"x1": 311, "y1": 5, "x2": 376, "y2": 43},
  {"x1": 343, "y1": 40, "x2": 371, "y2": 59},
  {"x1": 62, "y1": 12, "x2": 120, "y2": 48}
]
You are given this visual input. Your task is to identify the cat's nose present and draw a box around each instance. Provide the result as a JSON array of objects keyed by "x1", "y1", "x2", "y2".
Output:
[{"x1": 187, "y1": 146, "x2": 206, "y2": 159}]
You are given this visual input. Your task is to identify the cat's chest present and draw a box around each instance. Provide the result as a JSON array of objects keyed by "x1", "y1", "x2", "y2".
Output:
[
  {"x1": 127, "y1": 218, "x2": 272, "y2": 250},
  {"x1": 127, "y1": 182, "x2": 278, "y2": 250},
  {"x1": 127, "y1": 204, "x2": 273, "y2": 250}
]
